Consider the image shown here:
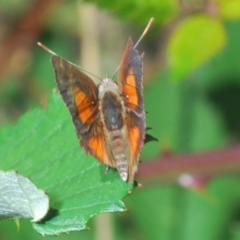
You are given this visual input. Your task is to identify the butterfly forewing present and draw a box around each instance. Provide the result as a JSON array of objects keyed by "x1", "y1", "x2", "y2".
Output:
[
  {"x1": 51, "y1": 56, "x2": 98, "y2": 134},
  {"x1": 118, "y1": 38, "x2": 144, "y2": 115}
]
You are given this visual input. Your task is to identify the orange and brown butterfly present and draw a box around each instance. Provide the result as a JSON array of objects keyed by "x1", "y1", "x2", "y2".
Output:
[{"x1": 38, "y1": 18, "x2": 154, "y2": 182}]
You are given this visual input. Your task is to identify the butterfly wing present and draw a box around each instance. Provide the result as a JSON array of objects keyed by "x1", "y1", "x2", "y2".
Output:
[
  {"x1": 118, "y1": 38, "x2": 144, "y2": 115},
  {"x1": 81, "y1": 121, "x2": 114, "y2": 168},
  {"x1": 118, "y1": 38, "x2": 145, "y2": 181},
  {"x1": 51, "y1": 55, "x2": 98, "y2": 133},
  {"x1": 51, "y1": 56, "x2": 113, "y2": 166}
]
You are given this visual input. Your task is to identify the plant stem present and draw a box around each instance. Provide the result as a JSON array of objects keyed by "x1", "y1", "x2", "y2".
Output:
[{"x1": 137, "y1": 145, "x2": 240, "y2": 185}]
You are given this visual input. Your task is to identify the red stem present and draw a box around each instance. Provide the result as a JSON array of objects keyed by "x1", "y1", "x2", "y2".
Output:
[{"x1": 137, "y1": 145, "x2": 240, "y2": 185}]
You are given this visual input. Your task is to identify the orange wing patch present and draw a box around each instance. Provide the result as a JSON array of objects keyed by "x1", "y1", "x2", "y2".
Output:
[
  {"x1": 128, "y1": 125, "x2": 141, "y2": 182},
  {"x1": 88, "y1": 136, "x2": 115, "y2": 168},
  {"x1": 129, "y1": 126, "x2": 140, "y2": 158},
  {"x1": 74, "y1": 88, "x2": 96, "y2": 124},
  {"x1": 88, "y1": 136, "x2": 105, "y2": 162},
  {"x1": 123, "y1": 68, "x2": 138, "y2": 109},
  {"x1": 126, "y1": 69, "x2": 136, "y2": 87}
]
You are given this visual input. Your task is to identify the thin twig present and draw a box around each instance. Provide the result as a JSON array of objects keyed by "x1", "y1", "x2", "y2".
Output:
[{"x1": 137, "y1": 145, "x2": 240, "y2": 185}]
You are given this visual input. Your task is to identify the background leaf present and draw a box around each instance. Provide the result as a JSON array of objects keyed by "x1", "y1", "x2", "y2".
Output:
[
  {"x1": 167, "y1": 14, "x2": 226, "y2": 81},
  {"x1": 218, "y1": 0, "x2": 240, "y2": 20},
  {"x1": 85, "y1": 0, "x2": 179, "y2": 25}
]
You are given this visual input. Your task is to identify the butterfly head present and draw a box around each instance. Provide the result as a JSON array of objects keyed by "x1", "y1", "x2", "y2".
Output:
[{"x1": 98, "y1": 78, "x2": 120, "y2": 99}]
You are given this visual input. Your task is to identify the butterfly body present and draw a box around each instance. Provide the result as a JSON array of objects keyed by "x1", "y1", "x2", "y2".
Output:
[
  {"x1": 50, "y1": 38, "x2": 145, "y2": 182},
  {"x1": 98, "y1": 78, "x2": 130, "y2": 181}
]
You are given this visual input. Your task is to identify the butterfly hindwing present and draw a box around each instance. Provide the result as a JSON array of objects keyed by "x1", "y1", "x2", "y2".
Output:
[
  {"x1": 81, "y1": 121, "x2": 116, "y2": 168},
  {"x1": 126, "y1": 111, "x2": 145, "y2": 182}
]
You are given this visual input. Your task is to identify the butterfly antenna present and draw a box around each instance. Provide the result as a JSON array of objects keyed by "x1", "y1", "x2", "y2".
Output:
[
  {"x1": 37, "y1": 42, "x2": 57, "y2": 55},
  {"x1": 134, "y1": 17, "x2": 154, "y2": 49},
  {"x1": 38, "y1": 42, "x2": 102, "y2": 81},
  {"x1": 111, "y1": 17, "x2": 154, "y2": 79}
]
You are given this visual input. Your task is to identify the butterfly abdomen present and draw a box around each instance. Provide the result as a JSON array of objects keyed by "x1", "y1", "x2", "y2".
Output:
[
  {"x1": 99, "y1": 79, "x2": 130, "y2": 181},
  {"x1": 109, "y1": 129, "x2": 129, "y2": 181}
]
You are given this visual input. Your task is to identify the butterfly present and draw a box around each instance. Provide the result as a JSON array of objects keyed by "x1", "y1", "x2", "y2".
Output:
[{"x1": 38, "y1": 18, "x2": 154, "y2": 182}]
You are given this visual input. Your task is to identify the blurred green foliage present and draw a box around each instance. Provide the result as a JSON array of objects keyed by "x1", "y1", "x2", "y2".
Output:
[
  {"x1": 85, "y1": 0, "x2": 179, "y2": 25},
  {"x1": 167, "y1": 15, "x2": 226, "y2": 81},
  {"x1": 1, "y1": 0, "x2": 240, "y2": 240}
]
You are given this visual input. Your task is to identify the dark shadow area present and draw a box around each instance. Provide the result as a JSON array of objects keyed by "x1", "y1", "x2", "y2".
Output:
[
  {"x1": 115, "y1": 211, "x2": 145, "y2": 240},
  {"x1": 37, "y1": 208, "x2": 59, "y2": 224},
  {"x1": 217, "y1": 200, "x2": 240, "y2": 240},
  {"x1": 207, "y1": 80, "x2": 240, "y2": 141}
]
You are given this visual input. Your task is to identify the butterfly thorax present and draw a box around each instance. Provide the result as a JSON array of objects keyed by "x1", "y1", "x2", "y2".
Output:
[{"x1": 98, "y1": 78, "x2": 129, "y2": 181}]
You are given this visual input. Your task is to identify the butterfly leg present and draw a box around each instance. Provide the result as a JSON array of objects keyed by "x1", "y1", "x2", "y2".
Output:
[{"x1": 105, "y1": 165, "x2": 109, "y2": 174}]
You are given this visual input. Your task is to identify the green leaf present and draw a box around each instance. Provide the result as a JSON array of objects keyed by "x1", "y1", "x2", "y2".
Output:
[
  {"x1": 217, "y1": 0, "x2": 240, "y2": 20},
  {"x1": 85, "y1": 0, "x2": 179, "y2": 26},
  {"x1": 167, "y1": 14, "x2": 226, "y2": 81},
  {"x1": 0, "y1": 92, "x2": 132, "y2": 236}
]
